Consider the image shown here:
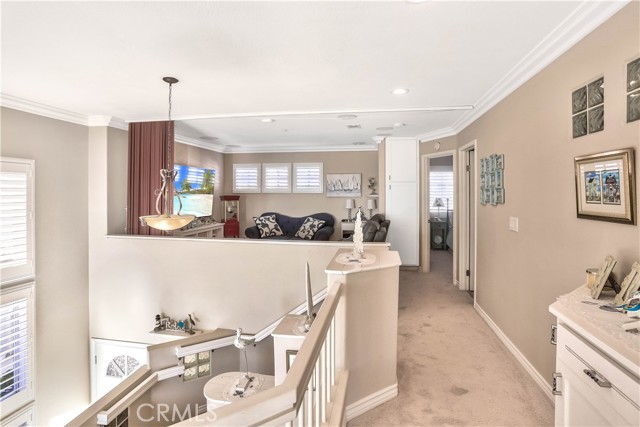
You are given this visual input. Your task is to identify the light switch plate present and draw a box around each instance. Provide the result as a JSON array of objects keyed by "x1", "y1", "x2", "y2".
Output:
[{"x1": 509, "y1": 217, "x2": 519, "y2": 232}]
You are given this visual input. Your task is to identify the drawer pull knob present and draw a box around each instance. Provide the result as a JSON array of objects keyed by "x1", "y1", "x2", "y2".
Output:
[{"x1": 583, "y1": 369, "x2": 612, "y2": 388}]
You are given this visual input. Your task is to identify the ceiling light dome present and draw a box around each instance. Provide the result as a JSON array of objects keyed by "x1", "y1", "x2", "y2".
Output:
[{"x1": 391, "y1": 88, "x2": 409, "y2": 95}]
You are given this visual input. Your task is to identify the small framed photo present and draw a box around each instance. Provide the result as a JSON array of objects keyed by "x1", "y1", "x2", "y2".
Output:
[
  {"x1": 490, "y1": 188, "x2": 497, "y2": 205},
  {"x1": 495, "y1": 169, "x2": 503, "y2": 189},
  {"x1": 490, "y1": 154, "x2": 497, "y2": 171},
  {"x1": 495, "y1": 188, "x2": 505, "y2": 204},
  {"x1": 574, "y1": 148, "x2": 636, "y2": 224},
  {"x1": 496, "y1": 154, "x2": 504, "y2": 170}
]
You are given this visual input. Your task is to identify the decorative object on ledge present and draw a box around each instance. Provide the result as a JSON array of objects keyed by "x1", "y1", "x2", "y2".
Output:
[
  {"x1": 233, "y1": 328, "x2": 256, "y2": 394},
  {"x1": 614, "y1": 262, "x2": 640, "y2": 306},
  {"x1": 367, "y1": 177, "x2": 377, "y2": 196},
  {"x1": 139, "y1": 77, "x2": 195, "y2": 231},
  {"x1": 574, "y1": 148, "x2": 636, "y2": 224},
  {"x1": 326, "y1": 173, "x2": 362, "y2": 197},
  {"x1": 480, "y1": 154, "x2": 505, "y2": 206},
  {"x1": 590, "y1": 255, "x2": 618, "y2": 299},
  {"x1": 352, "y1": 209, "x2": 364, "y2": 260},
  {"x1": 153, "y1": 312, "x2": 198, "y2": 335},
  {"x1": 626, "y1": 57, "x2": 640, "y2": 123},
  {"x1": 572, "y1": 76, "x2": 604, "y2": 138}
]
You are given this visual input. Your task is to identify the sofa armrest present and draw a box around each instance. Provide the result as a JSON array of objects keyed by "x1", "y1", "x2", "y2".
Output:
[
  {"x1": 313, "y1": 226, "x2": 334, "y2": 241},
  {"x1": 245, "y1": 226, "x2": 261, "y2": 239}
]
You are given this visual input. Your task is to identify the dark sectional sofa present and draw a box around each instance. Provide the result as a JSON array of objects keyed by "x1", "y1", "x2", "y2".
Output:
[{"x1": 245, "y1": 212, "x2": 335, "y2": 240}]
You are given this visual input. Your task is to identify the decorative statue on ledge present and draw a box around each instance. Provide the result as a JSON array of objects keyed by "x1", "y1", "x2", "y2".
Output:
[
  {"x1": 154, "y1": 313, "x2": 197, "y2": 334},
  {"x1": 352, "y1": 209, "x2": 364, "y2": 259}
]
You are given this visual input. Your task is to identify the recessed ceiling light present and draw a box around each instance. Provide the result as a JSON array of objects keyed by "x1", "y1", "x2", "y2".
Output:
[
  {"x1": 225, "y1": 144, "x2": 241, "y2": 148},
  {"x1": 376, "y1": 126, "x2": 393, "y2": 131},
  {"x1": 261, "y1": 118, "x2": 275, "y2": 123},
  {"x1": 393, "y1": 123, "x2": 406, "y2": 128},
  {"x1": 377, "y1": 133, "x2": 393, "y2": 137},
  {"x1": 199, "y1": 136, "x2": 218, "y2": 141},
  {"x1": 391, "y1": 88, "x2": 409, "y2": 95},
  {"x1": 338, "y1": 114, "x2": 358, "y2": 120},
  {"x1": 347, "y1": 124, "x2": 362, "y2": 129}
]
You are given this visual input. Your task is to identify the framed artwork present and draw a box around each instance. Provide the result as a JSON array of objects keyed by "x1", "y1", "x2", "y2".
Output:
[
  {"x1": 627, "y1": 57, "x2": 640, "y2": 123},
  {"x1": 574, "y1": 148, "x2": 636, "y2": 224},
  {"x1": 326, "y1": 173, "x2": 361, "y2": 197},
  {"x1": 572, "y1": 76, "x2": 605, "y2": 138}
]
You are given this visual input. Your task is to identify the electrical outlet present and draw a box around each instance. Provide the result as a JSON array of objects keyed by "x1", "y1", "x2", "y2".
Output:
[{"x1": 509, "y1": 216, "x2": 519, "y2": 232}]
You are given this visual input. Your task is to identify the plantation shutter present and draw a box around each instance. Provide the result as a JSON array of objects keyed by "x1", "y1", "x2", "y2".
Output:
[
  {"x1": 0, "y1": 283, "x2": 35, "y2": 417},
  {"x1": 0, "y1": 159, "x2": 34, "y2": 284},
  {"x1": 262, "y1": 164, "x2": 291, "y2": 193},
  {"x1": 293, "y1": 163, "x2": 323, "y2": 193},
  {"x1": 233, "y1": 164, "x2": 261, "y2": 193},
  {"x1": 429, "y1": 170, "x2": 454, "y2": 211}
]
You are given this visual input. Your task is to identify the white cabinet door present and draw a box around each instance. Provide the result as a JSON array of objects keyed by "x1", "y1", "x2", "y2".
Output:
[
  {"x1": 555, "y1": 324, "x2": 640, "y2": 427},
  {"x1": 385, "y1": 138, "x2": 419, "y2": 266},
  {"x1": 386, "y1": 182, "x2": 418, "y2": 265}
]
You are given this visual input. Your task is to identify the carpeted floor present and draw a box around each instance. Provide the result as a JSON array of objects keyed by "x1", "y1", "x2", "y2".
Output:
[{"x1": 348, "y1": 250, "x2": 554, "y2": 427}]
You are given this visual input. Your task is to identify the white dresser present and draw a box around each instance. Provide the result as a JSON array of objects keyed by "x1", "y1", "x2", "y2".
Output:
[{"x1": 549, "y1": 286, "x2": 640, "y2": 426}]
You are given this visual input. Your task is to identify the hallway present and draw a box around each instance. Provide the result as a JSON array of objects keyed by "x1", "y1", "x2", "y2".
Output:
[{"x1": 348, "y1": 250, "x2": 554, "y2": 426}]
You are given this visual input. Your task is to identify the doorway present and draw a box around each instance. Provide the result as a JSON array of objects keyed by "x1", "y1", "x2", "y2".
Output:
[
  {"x1": 458, "y1": 141, "x2": 477, "y2": 299},
  {"x1": 421, "y1": 151, "x2": 456, "y2": 279}
]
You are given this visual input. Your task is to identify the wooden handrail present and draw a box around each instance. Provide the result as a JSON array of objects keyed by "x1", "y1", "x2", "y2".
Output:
[{"x1": 174, "y1": 281, "x2": 345, "y2": 426}]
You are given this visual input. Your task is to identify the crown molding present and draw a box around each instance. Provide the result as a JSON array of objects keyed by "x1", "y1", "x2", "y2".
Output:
[
  {"x1": 416, "y1": 126, "x2": 457, "y2": 143},
  {"x1": 450, "y1": 0, "x2": 630, "y2": 134},
  {"x1": 1, "y1": 93, "x2": 89, "y2": 125},
  {"x1": 223, "y1": 144, "x2": 378, "y2": 154},
  {"x1": 174, "y1": 135, "x2": 225, "y2": 153}
]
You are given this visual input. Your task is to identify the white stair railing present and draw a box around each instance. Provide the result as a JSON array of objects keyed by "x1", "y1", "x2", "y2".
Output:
[{"x1": 174, "y1": 281, "x2": 348, "y2": 427}]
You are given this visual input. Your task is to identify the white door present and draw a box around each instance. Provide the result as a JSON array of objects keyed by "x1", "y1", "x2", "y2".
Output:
[{"x1": 91, "y1": 339, "x2": 149, "y2": 401}]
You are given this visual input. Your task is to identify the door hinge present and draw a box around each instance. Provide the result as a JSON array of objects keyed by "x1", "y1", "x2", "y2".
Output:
[
  {"x1": 466, "y1": 269, "x2": 470, "y2": 277},
  {"x1": 94, "y1": 355, "x2": 98, "y2": 365},
  {"x1": 552, "y1": 372, "x2": 562, "y2": 396},
  {"x1": 466, "y1": 165, "x2": 470, "y2": 172},
  {"x1": 550, "y1": 324, "x2": 557, "y2": 345}
]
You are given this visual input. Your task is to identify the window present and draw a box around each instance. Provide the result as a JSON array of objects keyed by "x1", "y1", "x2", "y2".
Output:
[
  {"x1": 293, "y1": 163, "x2": 323, "y2": 193},
  {"x1": 233, "y1": 164, "x2": 261, "y2": 193},
  {"x1": 1, "y1": 283, "x2": 35, "y2": 417},
  {"x1": 429, "y1": 170, "x2": 454, "y2": 213},
  {"x1": 0, "y1": 158, "x2": 35, "y2": 285},
  {"x1": 262, "y1": 163, "x2": 291, "y2": 193}
]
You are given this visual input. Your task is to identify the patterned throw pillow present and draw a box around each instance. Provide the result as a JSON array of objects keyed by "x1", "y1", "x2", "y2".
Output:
[
  {"x1": 253, "y1": 215, "x2": 284, "y2": 238},
  {"x1": 294, "y1": 217, "x2": 326, "y2": 240}
]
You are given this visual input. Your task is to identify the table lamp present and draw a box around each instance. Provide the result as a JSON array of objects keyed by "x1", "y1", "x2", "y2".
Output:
[
  {"x1": 367, "y1": 199, "x2": 377, "y2": 218},
  {"x1": 433, "y1": 198, "x2": 445, "y2": 220},
  {"x1": 345, "y1": 199, "x2": 355, "y2": 221}
]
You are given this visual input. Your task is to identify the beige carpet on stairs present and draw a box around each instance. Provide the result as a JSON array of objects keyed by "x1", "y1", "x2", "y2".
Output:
[{"x1": 348, "y1": 250, "x2": 554, "y2": 427}]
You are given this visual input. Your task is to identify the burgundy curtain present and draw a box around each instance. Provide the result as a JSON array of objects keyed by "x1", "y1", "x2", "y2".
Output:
[{"x1": 127, "y1": 121, "x2": 174, "y2": 235}]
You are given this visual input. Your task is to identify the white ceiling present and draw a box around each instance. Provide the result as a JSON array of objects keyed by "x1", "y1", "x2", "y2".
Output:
[{"x1": 0, "y1": 1, "x2": 628, "y2": 152}]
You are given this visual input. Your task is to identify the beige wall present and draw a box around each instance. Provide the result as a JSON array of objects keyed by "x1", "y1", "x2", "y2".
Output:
[
  {"x1": 457, "y1": 2, "x2": 640, "y2": 387},
  {"x1": 223, "y1": 151, "x2": 379, "y2": 238},
  {"x1": 1, "y1": 108, "x2": 90, "y2": 426},
  {"x1": 107, "y1": 128, "x2": 128, "y2": 234}
]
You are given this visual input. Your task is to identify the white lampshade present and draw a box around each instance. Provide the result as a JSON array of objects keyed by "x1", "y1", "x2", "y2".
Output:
[
  {"x1": 367, "y1": 199, "x2": 376, "y2": 210},
  {"x1": 345, "y1": 199, "x2": 355, "y2": 209},
  {"x1": 433, "y1": 198, "x2": 445, "y2": 208}
]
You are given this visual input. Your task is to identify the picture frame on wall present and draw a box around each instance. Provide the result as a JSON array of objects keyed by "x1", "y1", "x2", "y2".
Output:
[
  {"x1": 574, "y1": 148, "x2": 636, "y2": 225},
  {"x1": 326, "y1": 173, "x2": 362, "y2": 197}
]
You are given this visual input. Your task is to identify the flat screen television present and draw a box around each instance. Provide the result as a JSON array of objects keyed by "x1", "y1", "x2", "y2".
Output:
[{"x1": 172, "y1": 164, "x2": 215, "y2": 217}]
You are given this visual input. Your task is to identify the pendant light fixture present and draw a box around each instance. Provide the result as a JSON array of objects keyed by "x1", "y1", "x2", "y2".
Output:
[{"x1": 139, "y1": 77, "x2": 195, "y2": 231}]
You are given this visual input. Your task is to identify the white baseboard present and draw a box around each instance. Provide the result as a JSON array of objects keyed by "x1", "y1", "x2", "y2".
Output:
[
  {"x1": 345, "y1": 382, "x2": 398, "y2": 421},
  {"x1": 474, "y1": 303, "x2": 554, "y2": 402}
]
